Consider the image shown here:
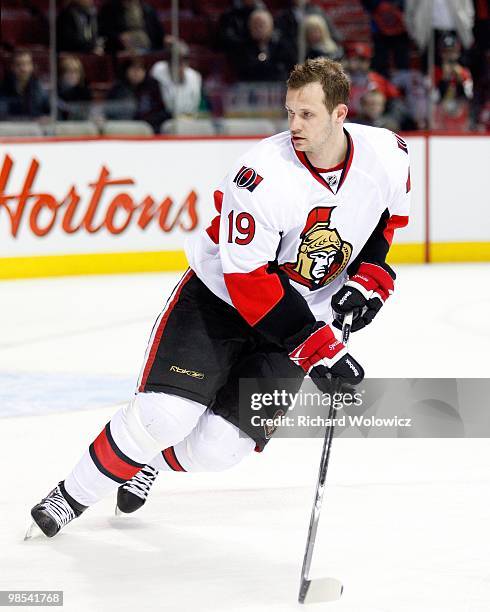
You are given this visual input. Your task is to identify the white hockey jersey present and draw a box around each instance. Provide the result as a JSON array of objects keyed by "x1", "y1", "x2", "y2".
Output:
[{"x1": 186, "y1": 123, "x2": 410, "y2": 338}]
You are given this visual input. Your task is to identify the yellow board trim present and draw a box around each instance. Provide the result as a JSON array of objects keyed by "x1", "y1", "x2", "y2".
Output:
[
  {"x1": 388, "y1": 242, "x2": 490, "y2": 264},
  {"x1": 1, "y1": 242, "x2": 490, "y2": 279},
  {"x1": 0, "y1": 250, "x2": 189, "y2": 279},
  {"x1": 387, "y1": 243, "x2": 426, "y2": 264},
  {"x1": 430, "y1": 242, "x2": 490, "y2": 262}
]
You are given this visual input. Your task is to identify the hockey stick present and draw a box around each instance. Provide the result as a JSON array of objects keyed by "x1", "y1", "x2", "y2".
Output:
[{"x1": 298, "y1": 312, "x2": 353, "y2": 604}]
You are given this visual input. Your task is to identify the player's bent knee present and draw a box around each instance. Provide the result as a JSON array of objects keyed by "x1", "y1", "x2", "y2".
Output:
[
  {"x1": 200, "y1": 435, "x2": 253, "y2": 471},
  {"x1": 186, "y1": 412, "x2": 255, "y2": 471},
  {"x1": 125, "y1": 392, "x2": 206, "y2": 449}
]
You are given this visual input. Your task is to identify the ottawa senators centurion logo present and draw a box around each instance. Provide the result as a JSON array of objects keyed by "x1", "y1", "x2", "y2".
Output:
[{"x1": 280, "y1": 207, "x2": 352, "y2": 290}]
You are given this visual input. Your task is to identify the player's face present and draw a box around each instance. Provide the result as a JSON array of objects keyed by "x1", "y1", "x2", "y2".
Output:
[
  {"x1": 285, "y1": 82, "x2": 343, "y2": 155},
  {"x1": 310, "y1": 251, "x2": 335, "y2": 279}
]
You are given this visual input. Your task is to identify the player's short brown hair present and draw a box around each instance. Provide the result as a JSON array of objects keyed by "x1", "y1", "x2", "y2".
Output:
[{"x1": 287, "y1": 58, "x2": 350, "y2": 113}]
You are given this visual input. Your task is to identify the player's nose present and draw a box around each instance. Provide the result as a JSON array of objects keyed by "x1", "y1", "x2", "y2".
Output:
[{"x1": 289, "y1": 115, "x2": 302, "y2": 133}]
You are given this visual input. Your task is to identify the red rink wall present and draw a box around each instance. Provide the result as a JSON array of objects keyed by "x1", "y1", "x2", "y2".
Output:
[{"x1": 0, "y1": 133, "x2": 488, "y2": 279}]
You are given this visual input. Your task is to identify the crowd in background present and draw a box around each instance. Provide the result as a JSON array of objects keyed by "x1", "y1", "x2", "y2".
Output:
[{"x1": 0, "y1": 0, "x2": 488, "y2": 133}]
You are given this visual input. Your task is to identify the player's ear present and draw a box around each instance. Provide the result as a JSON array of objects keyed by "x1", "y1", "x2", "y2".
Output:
[{"x1": 334, "y1": 104, "x2": 348, "y2": 123}]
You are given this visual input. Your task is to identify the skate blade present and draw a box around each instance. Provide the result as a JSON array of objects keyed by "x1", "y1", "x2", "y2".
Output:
[
  {"x1": 300, "y1": 577, "x2": 343, "y2": 604},
  {"x1": 24, "y1": 520, "x2": 44, "y2": 541},
  {"x1": 115, "y1": 504, "x2": 122, "y2": 516}
]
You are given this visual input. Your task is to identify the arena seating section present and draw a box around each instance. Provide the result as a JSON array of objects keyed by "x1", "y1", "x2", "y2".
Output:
[{"x1": 0, "y1": 0, "x2": 372, "y2": 98}]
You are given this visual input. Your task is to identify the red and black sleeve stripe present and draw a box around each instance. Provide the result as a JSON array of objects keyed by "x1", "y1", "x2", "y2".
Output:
[
  {"x1": 89, "y1": 423, "x2": 146, "y2": 484},
  {"x1": 348, "y1": 208, "x2": 408, "y2": 279}
]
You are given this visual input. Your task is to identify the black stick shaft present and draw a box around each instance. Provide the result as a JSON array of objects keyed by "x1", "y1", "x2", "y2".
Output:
[{"x1": 298, "y1": 313, "x2": 353, "y2": 603}]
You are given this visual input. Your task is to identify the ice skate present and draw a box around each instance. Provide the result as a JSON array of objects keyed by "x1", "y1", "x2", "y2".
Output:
[
  {"x1": 26, "y1": 482, "x2": 86, "y2": 539},
  {"x1": 115, "y1": 465, "x2": 159, "y2": 515}
]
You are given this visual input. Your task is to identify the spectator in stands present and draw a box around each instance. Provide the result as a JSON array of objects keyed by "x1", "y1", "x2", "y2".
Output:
[
  {"x1": 469, "y1": 0, "x2": 490, "y2": 129},
  {"x1": 217, "y1": 0, "x2": 265, "y2": 54},
  {"x1": 476, "y1": 51, "x2": 490, "y2": 130},
  {"x1": 344, "y1": 42, "x2": 400, "y2": 117},
  {"x1": 58, "y1": 55, "x2": 92, "y2": 120},
  {"x1": 354, "y1": 89, "x2": 400, "y2": 130},
  {"x1": 433, "y1": 32, "x2": 473, "y2": 130},
  {"x1": 360, "y1": 0, "x2": 410, "y2": 77},
  {"x1": 0, "y1": 49, "x2": 49, "y2": 119},
  {"x1": 276, "y1": 0, "x2": 342, "y2": 66},
  {"x1": 150, "y1": 42, "x2": 202, "y2": 116},
  {"x1": 405, "y1": 0, "x2": 474, "y2": 66},
  {"x1": 303, "y1": 14, "x2": 343, "y2": 62},
  {"x1": 57, "y1": 0, "x2": 103, "y2": 54},
  {"x1": 98, "y1": 0, "x2": 165, "y2": 53},
  {"x1": 107, "y1": 57, "x2": 171, "y2": 132},
  {"x1": 233, "y1": 9, "x2": 293, "y2": 82},
  {"x1": 391, "y1": 67, "x2": 429, "y2": 129}
]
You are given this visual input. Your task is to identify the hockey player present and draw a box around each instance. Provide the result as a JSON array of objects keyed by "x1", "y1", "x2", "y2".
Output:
[{"x1": 29, "y1": 58, "x2": 409, "y2": 536}]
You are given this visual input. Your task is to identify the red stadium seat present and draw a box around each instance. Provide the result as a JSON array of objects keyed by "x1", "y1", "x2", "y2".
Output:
[
  {"x1": 263, "y1": 0, "x2": 287, "y2": 11},
  {"x1": 0, "y1": 56, "x2": 7, "y2": 80},
  {"x1": 197, "y1": 0, "x2": 229, "y2": 16},
  {"x1": 30, "y1": 48, "x2": 50, "y2": 79},
  {"x1": 145, "y1": 0, "x2": 197, "y2": 12},
  {"x1": 187, "y1": 45, "x2": 228, "y2": 78},
  {"x1": 0, "y1": 9, "x2": 48, "y2": 47},
  {"x1": 159, "y1": 14, "x2": 212, "y2": 44},
  {"x1": 24, "y1": 0, "x2": 50, "y2": 11},
  {"x1": 136, "y1": 50, "x2": 169, "y2": 71},
  {"x1": 59, "y1": 53, "x2": 115, "y2": 85}
]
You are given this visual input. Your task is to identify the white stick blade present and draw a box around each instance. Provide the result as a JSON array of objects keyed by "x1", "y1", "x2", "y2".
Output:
[{"x1": 303, "y1": 578, "x2": 343, "y2": 604}]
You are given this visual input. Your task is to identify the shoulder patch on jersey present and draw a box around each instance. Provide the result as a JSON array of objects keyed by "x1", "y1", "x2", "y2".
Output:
[{"x1": 233, "y1": 166, "x2": 264, "y2": 192}]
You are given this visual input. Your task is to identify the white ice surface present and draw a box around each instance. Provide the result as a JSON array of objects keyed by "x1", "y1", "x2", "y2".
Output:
[{"x1": 1, "y1": 264, "x2": 490, "y2": 612}]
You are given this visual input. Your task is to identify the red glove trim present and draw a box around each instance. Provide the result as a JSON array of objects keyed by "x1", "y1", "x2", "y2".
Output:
[
  {"x1": 289, "y1": 324, "x2": 344, "y2": 373},
  {"x1": 350, "y1": 262, "x2": 394, "y2": 302}
]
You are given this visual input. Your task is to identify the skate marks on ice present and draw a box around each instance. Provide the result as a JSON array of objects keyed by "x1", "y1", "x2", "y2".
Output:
[
  {"x1": 0, "y1": 273, "x2": 173, "y2": 378},
  {"x1": 17, "y1": 488, "x2": 322, "y2": 612},
  {"x1": 2, "y1": 266, "x2": 490, "y2": 383},
  {"x1": 2, "y1": 267, "x2": 490, "y2": 611},
  {"x1": 466, "y1": 575, "x2": 490, "y2": 612},
  {"x1": 3, "y1": 402, "x2": 490, "y2": 612},
  {"x1": 0, "y1": 316, "x2": 148, "y2": 351},
  {"x1": 13, "y1": 476, "x2": 490, "y2": 612},
  {"x1": 0, "y1": 371, "x2": 134, "y2": 418}
]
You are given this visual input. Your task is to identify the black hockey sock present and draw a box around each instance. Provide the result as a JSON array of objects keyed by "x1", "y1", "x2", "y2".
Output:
[{"x1": 59, "y1": 481, "x2": 88, "y2": 516}]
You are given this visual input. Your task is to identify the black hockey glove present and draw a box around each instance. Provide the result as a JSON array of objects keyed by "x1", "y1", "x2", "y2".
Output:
[
  {"x1": 331, "y1": 263, "x2": 394, "y2": 332},
  {"x1": 289, "y1": 323, "x2": 364, "y2": 393}
]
